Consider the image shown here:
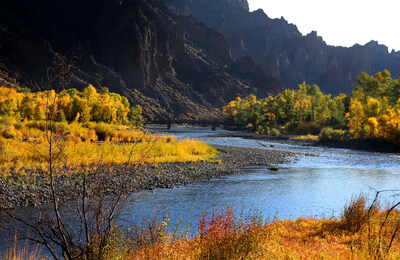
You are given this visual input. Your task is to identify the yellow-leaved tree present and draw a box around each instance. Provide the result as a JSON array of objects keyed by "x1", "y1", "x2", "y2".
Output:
[{"x1": 346, "y1": 99, "x2": 365, "y2": 138}]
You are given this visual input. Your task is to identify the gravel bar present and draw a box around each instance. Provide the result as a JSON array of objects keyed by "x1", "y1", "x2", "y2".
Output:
[
  {"x1": 0, "y1": 144, "x2": 293, "y2": 209},
  {"x1": 211, "y1": 132, "x2": 400, "y2": 153}
]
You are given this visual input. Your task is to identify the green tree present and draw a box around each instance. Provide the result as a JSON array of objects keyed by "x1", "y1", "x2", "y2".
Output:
[{"x1": 130, "y1": 105, "x2": 144, "y2": 127}]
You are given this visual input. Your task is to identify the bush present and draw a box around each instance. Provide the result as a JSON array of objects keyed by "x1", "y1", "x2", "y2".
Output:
[
  {"x1": 255, "y1": 125, "x2": 269, "y2": 135},
  {"x1": 68, "y1": 122, "x2": 97, "y2": 142},
  {"x1": 269, "y1": 128, "x2": 281, "y2": 136},
  {"x1": 89, "y1": 122, "x2": 113, "y2": 141},
  {"x1": 319, "y1": 127, "x2": 348, "y2": 141},
  {"x1": 285, "y1": 122, "x2": 299, "y2": 133},
  {"x1": 198, "y1": 208, "x2": 263, "y2": 259},
  {"x1": 294, "y1": 122, "x2": 322, "y2": 135},
  {"x1": 246, "y1": 123, "x2": 254, "y2": 129},
  {"x1": 1, "y1": 125, "x2": 21, "y2": 139}
]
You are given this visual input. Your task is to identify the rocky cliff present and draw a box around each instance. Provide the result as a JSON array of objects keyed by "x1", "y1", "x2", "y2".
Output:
[
  {"x1": 0, "y1": 0, "x2": 282, "y2": 121},
  {"x1": 160, "y1": 0, "x2": 400, "y2": 95}
]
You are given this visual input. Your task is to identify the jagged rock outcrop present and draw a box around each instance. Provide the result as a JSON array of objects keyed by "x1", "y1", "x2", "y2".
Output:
[
  {"x1": 160, "y1": 0, "x2": 400, "y2": 95},
  {"x1": 0, "y1": 0, "x2": 282, "y2": 120}
]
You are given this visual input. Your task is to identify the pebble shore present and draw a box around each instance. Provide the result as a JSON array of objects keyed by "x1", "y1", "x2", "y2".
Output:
[
  {"x1": 0, "y1": 144, "x2": 293, "y2": 209},
  {"x1": 4, "y1": 131, "x2": 398, "y2": 209},
  {"x1": 211, "y1": 132, "x2": 400, "y2": 153}
]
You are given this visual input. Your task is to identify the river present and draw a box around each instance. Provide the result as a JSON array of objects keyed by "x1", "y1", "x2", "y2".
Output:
[
  {"x1": 2, "y1": 127, "x2": 400, "y2": 254},
  {"x1": 124, "y1": 127, "x2": 400, "y2": 234}
]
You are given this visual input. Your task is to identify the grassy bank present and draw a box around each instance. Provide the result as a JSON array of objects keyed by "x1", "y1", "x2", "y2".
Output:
[
  {"x1": 124, "y1": 196, "x2": 400, "y2": 259},
  {"x1": 11, "y1": 195, "x2": 399, "y2": 259},
  {"x1": 0, "y1": 121, "x2": 219, "y2": 178},
  {"x1": 0, "y1": 85, "x2": 220, "y2": 178}
]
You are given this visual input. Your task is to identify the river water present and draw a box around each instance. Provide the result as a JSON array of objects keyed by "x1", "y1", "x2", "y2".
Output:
[
  {"x1": 124, "y1": 127, "x2": 400, "y2": 234},
  {"x1": 2, "y1": 127, "x2": 400, "y2": 253}
]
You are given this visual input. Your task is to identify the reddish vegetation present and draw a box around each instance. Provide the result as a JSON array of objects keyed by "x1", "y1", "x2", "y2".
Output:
[
  {"x1": 130, "y1": 196, "x2": 400, "y2": 259},
  {"x1": 5, "y1": 196, "x2": 400, "y2": 259}
]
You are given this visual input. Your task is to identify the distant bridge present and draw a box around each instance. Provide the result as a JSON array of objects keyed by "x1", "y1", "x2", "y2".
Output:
[{"x1": 145, "y1": 120, "x2": 242, "y2": 131}]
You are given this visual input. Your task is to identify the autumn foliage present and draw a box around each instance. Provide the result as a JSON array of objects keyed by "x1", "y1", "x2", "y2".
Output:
[
  {"x1": 224, "y1": 70, "x2": 400, "y2": 144},
  {"x1": 223, "y1": 83, "x2": 345, "y2": 135},
  {"x1": 347, "y1": 70, "x2": 400, "y2": 142},
  {"x1": 0, "y1": 85, "x2": 219, "y2": 177},
  {"x1": 116, "y1": 196, "x2": 400, "y2": 259},
  {"x1": 9, "y1": 199, "x2": 400, "y2": 259},
  {"x1": 0, "y1": 85, "x2": 143, "y2": 125}
]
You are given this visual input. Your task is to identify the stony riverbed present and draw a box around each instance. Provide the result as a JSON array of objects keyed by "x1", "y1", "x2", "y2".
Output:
[{"x1": 0, "y1": 144, "x2": 293, "y2": 208}]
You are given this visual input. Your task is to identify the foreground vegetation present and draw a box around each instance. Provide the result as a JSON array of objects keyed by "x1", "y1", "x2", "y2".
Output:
[
  {"x1": 7, "y1": 195, "x2": 399, "y2": 259},
  {"x1": 224, "y1": 70, "x2": 400, "y2": 144},
  {"x1": 114, "y1": 195, "x2": 400, "y2": 259}
]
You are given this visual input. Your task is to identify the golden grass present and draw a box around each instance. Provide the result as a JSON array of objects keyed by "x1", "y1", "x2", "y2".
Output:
[
  {"x1": 0, "y1": 136, "x2": 219, "y2": 177},
  {"x1": 8, "y1": 208, "x2": 400, "y2": 259},
  {"x1": 65, "y1": 138, "x2": 218, "y2": 165},
  {"x1": 129, "y1": 213, "x2": 400, "y2": 260},
  {"x1": 291, "y1": 134, "x2": 319, "y2": 141},
  {"x1": 0, "y1": 120, "x2": 220, "y2": 177}
]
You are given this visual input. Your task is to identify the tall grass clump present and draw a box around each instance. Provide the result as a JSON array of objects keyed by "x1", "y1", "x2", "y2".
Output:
[
  {"x1": 341, "y1": 194, "x2": 370, "y2": 233},
  {"x1": 197, "y1": 207, "x2": 264, "y2": 259},
  {"x1": 130, "y1": 208, "x2": 265, "y2": 259},
  {"x1": 2, "y1": 237, "x2": 43, "y2": 260}
]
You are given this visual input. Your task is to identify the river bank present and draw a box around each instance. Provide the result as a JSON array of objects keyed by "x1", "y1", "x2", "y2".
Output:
[
  {"x1": 210, "y1": 132, "x2": 400, "y2": 153},
  {"x1": 3, "y1": 128, "x2": 400, "y2": 209},
  {"x1": 0, "y1": 145, "x2": 293, "y2": 209}
]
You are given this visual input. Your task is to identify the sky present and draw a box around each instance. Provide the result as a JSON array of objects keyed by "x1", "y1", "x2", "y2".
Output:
[{"x1": 248, "y1": 0, "x2": 400, "y2": 52}]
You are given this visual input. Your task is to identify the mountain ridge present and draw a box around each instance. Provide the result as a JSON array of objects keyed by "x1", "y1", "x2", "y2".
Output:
[
  {"x1": 1, "y1": 0, "x2": 399, "y2": 121},
  {"x1": 0, "y1": 0, "x2": 282, "y2": 121},
  {"x1": 159, "y1": 0, "x2": 400, "y2": 95}
]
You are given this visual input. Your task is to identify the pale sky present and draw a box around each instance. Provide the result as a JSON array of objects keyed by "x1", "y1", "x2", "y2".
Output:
[{"x1": 248, "y1": 0, "x2": 400, "y2": 52}]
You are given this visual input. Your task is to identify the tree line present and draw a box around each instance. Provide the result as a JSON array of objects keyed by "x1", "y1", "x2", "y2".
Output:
[
  {"x1": 0, "y1": 85, "x2": 144, "y2": 126},
  {"x1": 223, "y1": 70, "x2": 400, "y2": 143}
]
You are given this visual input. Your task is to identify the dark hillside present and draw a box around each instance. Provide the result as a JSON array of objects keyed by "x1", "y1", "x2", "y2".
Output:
[
  {"x1": 160, "y1": 0, "x2": 400, "y2": 95},
  {"x1": 0, "y1": 0, "x2": 282, "y2": 120}
]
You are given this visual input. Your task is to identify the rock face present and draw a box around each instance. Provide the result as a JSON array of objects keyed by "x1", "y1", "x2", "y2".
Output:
[
  {"x1": 160, "y1": 0, "x2": 400, "y2": 95},
  {"x1": 2, "y1": 0, "x2": 398, "y2": 120},
  {"x1": 0, "y1": 0, "x2": 282, "y2": 120}
]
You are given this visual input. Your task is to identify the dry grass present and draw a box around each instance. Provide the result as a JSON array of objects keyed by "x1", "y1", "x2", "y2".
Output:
[
  {"x1": 2, "y1": 237, "x2": 44, "y2": 260},
  {"x1": 6, "y1": 194, "x2": 400, "y2": 259},
  {"x1": 9, "y1": 210, "x2": 400, "y2": 259},
  {"x1": 0, "y1": 120, "x2": 219, "y2": 178},
  {"x1": 291, "y1": 134, "x2": 319, "y2": 141},
  {"x1": 0, "y1": 136, "x2": 219, "y2": 177},
  {"x1": 128, "y1": 197, "x2": 400, "y2": 259}
]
